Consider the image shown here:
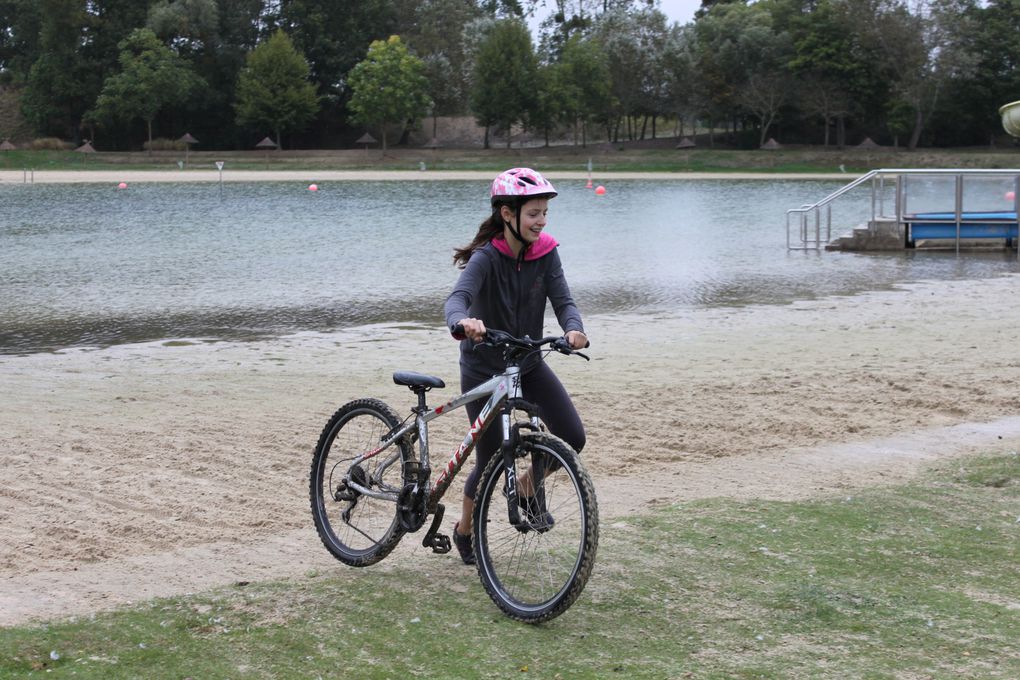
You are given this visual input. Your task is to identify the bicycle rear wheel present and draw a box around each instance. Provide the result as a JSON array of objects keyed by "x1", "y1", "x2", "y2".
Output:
[
  {"x1": 473, "y1": 432, "x2": 598, "y2": 623},
  {"x1": 310, "y1": 398, "x2": 411, "y2": 567}
]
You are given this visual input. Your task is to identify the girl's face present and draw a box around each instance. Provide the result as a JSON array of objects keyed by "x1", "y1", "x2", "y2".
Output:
[{"x1": 501, "y1": 198, "x2": 549, "y2": 244}]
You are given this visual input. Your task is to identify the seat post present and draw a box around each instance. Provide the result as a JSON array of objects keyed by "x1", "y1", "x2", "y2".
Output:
[{"x1": 415, "y1": 388, "x2": 428, "y2": 412}]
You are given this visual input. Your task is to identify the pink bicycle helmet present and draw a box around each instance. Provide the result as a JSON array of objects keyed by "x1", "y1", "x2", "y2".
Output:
[{"x1": 490, "y1": 167, "x2": 557, "y2": 205}]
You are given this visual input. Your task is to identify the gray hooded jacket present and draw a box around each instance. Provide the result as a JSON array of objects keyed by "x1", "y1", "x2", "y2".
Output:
[{"x1": 444, "y1": 235, "x2": 584, "y2": 377}]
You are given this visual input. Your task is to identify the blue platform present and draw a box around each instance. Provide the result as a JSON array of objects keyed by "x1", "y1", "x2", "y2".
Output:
[{"x1": 906, "y1": 211, "x2": 1019, "y2": 240}]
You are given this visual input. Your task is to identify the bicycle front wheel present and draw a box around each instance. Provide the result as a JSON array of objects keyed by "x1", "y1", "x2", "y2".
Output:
[
  {"x1": 310, "y1": 398, "x2": 411, "y2": 567},
  {"x1": 473, "y1": 432, "x2": 599, "y2": 623}
]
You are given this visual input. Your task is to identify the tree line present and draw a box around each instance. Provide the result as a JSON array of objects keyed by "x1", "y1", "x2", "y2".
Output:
[{"x1": 0, "y1": 0, "x2": 1017, "y2": 151}]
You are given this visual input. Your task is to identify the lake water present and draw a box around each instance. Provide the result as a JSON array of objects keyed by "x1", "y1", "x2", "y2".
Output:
[{"x1": 2, "y1": 178, "x2": 1018, "y2": 355}]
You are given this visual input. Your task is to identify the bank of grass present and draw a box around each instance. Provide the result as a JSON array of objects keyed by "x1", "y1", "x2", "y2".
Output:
[
  {"x1": 1, "y1": 145, "x2": 1018, "y2": 175},
  {"x1": 2, "y1": 453, "x2": 1017, "y2": 679}
]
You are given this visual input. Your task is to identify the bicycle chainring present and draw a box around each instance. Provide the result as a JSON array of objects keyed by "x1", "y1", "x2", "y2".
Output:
[{"x1": 397, "y1": 482, "x2": 428, "y2": 532}]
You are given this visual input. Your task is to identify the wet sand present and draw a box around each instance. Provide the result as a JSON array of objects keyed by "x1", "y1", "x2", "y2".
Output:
[{"x1": 2, "y1": 275, "x2": 1020, "y2": 625}]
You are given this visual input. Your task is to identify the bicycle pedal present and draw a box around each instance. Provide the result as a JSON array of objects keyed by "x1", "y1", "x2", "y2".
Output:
[
  {"x1": 420, "y1": 503, "x2": 450, "y2": 553},
  {"x1": 425, "y1": 533, "x2": 451, "y2": 554}
]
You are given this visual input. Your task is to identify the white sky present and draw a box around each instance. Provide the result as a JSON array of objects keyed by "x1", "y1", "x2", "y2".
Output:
[
  {"x1": 656, "y1": 0, "x2": 702, "y2": 25},
  {"x1": 529, "y1": 0, "x2": 702, "y2": 28}
]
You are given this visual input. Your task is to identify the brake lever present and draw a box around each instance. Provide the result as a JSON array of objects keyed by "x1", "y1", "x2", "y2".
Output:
[{"x1": 553, "y1": 338, "x2": 591, "y2": 361}]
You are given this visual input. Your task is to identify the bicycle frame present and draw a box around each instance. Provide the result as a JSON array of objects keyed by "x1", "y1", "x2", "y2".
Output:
[{"x1": 344, "y1": 362, "x2": 535, "y2": 515}]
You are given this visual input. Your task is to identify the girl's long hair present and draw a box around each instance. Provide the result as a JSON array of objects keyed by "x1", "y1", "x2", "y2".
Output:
[{"x1": 453, "y1": 204, "x2": 510, "y2": 268}]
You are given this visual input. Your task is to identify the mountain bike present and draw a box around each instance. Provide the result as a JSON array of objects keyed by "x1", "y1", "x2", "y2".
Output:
[{"x1": 309, "y1": 328, "x2": 598, "y2": 623}]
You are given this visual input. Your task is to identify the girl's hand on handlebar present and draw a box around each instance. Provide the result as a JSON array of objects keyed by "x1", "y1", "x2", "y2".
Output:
[
  {"x1": 565, "y1": 330, "x2": 589, "y2": 350},
  {"x1": 457, "y1": 318, "x2": 487, "y2": 343}
]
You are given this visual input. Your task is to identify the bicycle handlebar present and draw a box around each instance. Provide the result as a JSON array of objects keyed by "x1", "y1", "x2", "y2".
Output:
[{"x1": 451, "y1": 324, "x2": 590, "y2": 361}]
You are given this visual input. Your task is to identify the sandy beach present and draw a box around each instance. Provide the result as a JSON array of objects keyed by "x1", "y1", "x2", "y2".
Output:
[{"x1": 2, "y1": 273, "x2": 1020, "y2": 625}]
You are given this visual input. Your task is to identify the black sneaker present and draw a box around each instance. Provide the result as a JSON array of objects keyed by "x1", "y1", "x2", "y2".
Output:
[
  {"x1": 518, "y1": 491, "x2": 554, "y2": 533},
  {"x1": 452, "y1": 522, "x2": 475, "y2": 565}
]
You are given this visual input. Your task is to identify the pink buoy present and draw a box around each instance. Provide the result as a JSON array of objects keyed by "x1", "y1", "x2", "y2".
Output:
[
  {"x1": 1006, "y1": 190, "x2": 1016, "y2": 201},
  {"x1": 117, "y1": 182, "x2": 127, "y2": 189},
  {"x1": 594, "y1": 185, "x2": 606, "y2": 195},
  {"x1": 308, "y1": 184, "x2": 318, "y2": 192}
]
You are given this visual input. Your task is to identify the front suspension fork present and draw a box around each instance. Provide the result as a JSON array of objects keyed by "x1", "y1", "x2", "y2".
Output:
[{"x1": 501, "y1": 402, "x2": 541, "y2": 528}]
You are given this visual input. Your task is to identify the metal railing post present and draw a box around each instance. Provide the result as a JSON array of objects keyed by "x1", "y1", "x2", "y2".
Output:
[
  {"x1": 955, "y1": 174, "x2": 963, "y2": 255},
  {"x1": 1015, "y1": 174, "x2": 1019, "y2": 255}
]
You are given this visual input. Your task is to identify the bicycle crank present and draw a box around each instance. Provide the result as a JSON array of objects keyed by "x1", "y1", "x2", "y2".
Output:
[
  {"x1": 421, "y1": 503, "x2": 451, "y2": 554},
  {"x1": 397, "y1": 482, "x2": 428, "y2": 532}
]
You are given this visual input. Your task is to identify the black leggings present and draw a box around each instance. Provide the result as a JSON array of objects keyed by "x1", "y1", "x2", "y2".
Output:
[{"x1": 461, "y1": 361, "x2": 585, "y2": 499}]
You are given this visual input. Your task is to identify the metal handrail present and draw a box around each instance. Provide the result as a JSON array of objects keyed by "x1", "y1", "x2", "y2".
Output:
[
  {"x1": 787, "y1": 168, "x2": 1020, "y2": 250},
  {"x1": 786, "y1": 169, "x2": 885, "y2": 249}
]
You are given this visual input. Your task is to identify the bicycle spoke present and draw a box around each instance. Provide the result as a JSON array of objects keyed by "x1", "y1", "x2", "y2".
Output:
[
  {"x1": 474, "y1": 434, "x2": 598, "y2": 622},
  {"x1": 310, "y1": 399, "x2": 410, "y2": 567}
]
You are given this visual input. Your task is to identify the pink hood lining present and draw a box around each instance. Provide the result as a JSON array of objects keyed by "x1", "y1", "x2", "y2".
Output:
[{"x1": 491, "y1": 232, "x2": 558, "y2": 261}]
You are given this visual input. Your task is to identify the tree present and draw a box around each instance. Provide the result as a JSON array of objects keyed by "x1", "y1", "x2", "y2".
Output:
[
  {"x1": 234, "y1": 29, "x2": 319, "y2": 149},
  {"x1": 398, "y1": 0, "x2": 485, "y2": 128},
  {"x1": 19, "y1": 0, "x2": 92, "y2": 139},
  {"x1": 693, "y1": 2, "x2": 794, "y2": 147},
  {"x1": 779, "y1": 0, "x2": 864, "y2": 146},
  {"x1": 0, "y1": 0, "x2": 44, "y2": 84},
  {"x1": 843, "y1": 0, "x2": 971, "y2": 149},
  {"x1": 595, "y1": 7, "x2": 674, "y2": 142},
  {"x1": 346, "y1": 35, "x2": 431, "y2": 152},
  {"x1": 469, "y1": 19, "x2": 538, "y2": 148},
  {"x1": 558, "y1": 34, "x2": 612, "y2": 146},
  {"x1": 147, "y1": 0, "x2": 221, "y2": 56},
  {"x1": 929, "y1": 0, "x2": 1020, "y2": 145},
  {"x1": 264, "y1": 0, "x2": 397, "y2": 140},
  {"x1": 529, "y1": 62, "x2": 567, "y2": 146},
  {"x1": 534, "y1": 0, "x2": 655, "y2": 53},
  {"x1": 90, "y1": 28, "x2": 202, "y2": 151},
  {"x1": 660, "y1": 24, "x2": 700, "y2": 139}
]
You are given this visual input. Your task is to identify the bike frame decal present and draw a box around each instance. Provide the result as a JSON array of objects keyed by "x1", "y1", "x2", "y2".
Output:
[{"x1": 426, "y1": 371, "x2": 516, "y2": 505}]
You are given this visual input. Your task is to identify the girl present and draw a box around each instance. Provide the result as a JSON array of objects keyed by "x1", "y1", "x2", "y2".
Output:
[{"x1": 444, "y1": 167, "x2": 588, "y2": 564}]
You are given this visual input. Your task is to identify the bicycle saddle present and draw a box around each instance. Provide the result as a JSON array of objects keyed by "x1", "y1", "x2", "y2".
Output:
[{"x1": 392, "y1": 371, "x2": 445, "y2": 390}]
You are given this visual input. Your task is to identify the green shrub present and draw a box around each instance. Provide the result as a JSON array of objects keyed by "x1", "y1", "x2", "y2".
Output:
[
  {"x1": 28, "y1": 137, "x2": 72, "y2": 150},
  {"x1": 143, "y1": 138, "x2": 186, "y2": 151}
]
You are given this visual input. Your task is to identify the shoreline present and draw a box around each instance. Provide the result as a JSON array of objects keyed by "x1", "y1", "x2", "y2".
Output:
[
  {"x1": 0, "y1": 169, "x2": 851, "y2": 184},
  {"x1": 3, "y1": 274, "x2": 1020, "y2": 625}
]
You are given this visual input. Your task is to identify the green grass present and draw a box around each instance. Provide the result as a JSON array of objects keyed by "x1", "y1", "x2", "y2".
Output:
[
  {"x1": 2, "y1": 146, "x2": 1018, "y2": 174},
  {"x1": 2, "y1": 453, "x2": 1017, "y2": 679}
]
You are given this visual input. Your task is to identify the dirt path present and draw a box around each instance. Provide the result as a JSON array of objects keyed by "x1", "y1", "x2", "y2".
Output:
[{"x1": 3, "y1": 275, "x2": 1020, "y2": 626}]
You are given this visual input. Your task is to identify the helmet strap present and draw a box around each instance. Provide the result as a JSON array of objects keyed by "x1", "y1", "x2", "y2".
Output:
[
  {"x1": 513, "y1": 203, "x2": 528, "y2": 270},
  {"x1": 501, "y1": 202, "x2": 529, "y2": 270}
]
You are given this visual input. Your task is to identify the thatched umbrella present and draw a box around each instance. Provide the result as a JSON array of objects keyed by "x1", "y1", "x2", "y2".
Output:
[
  {"x1": 178, "y1": 132, "x2": 199, "y2": 167},
  {"x1": 356, "y1": 132, "x2": 377, "y2": 154},
  {"x1": 761, "y1": 137, "x2": 782, "y2": 150},
  {"x1": 0, "y1": 139, "x2": 15, "y2": 151},
  {"x1": 675, "y1": 137, "x2": 696, "y2": 149},
  {"x1": 75, "y1": 141, "x2": 96, "y2": 166},
  {"x1": 256, "y1": 136, "x2": 277, "y2": 168}
]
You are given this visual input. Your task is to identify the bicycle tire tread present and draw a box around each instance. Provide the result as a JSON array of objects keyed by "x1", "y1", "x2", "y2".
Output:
[
  {"x1": 474, "y1": 432, "x2": 599, "y2": 623},
  {"x1": 309, "y1": 398, "x2": 409, "y2": 567}
]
